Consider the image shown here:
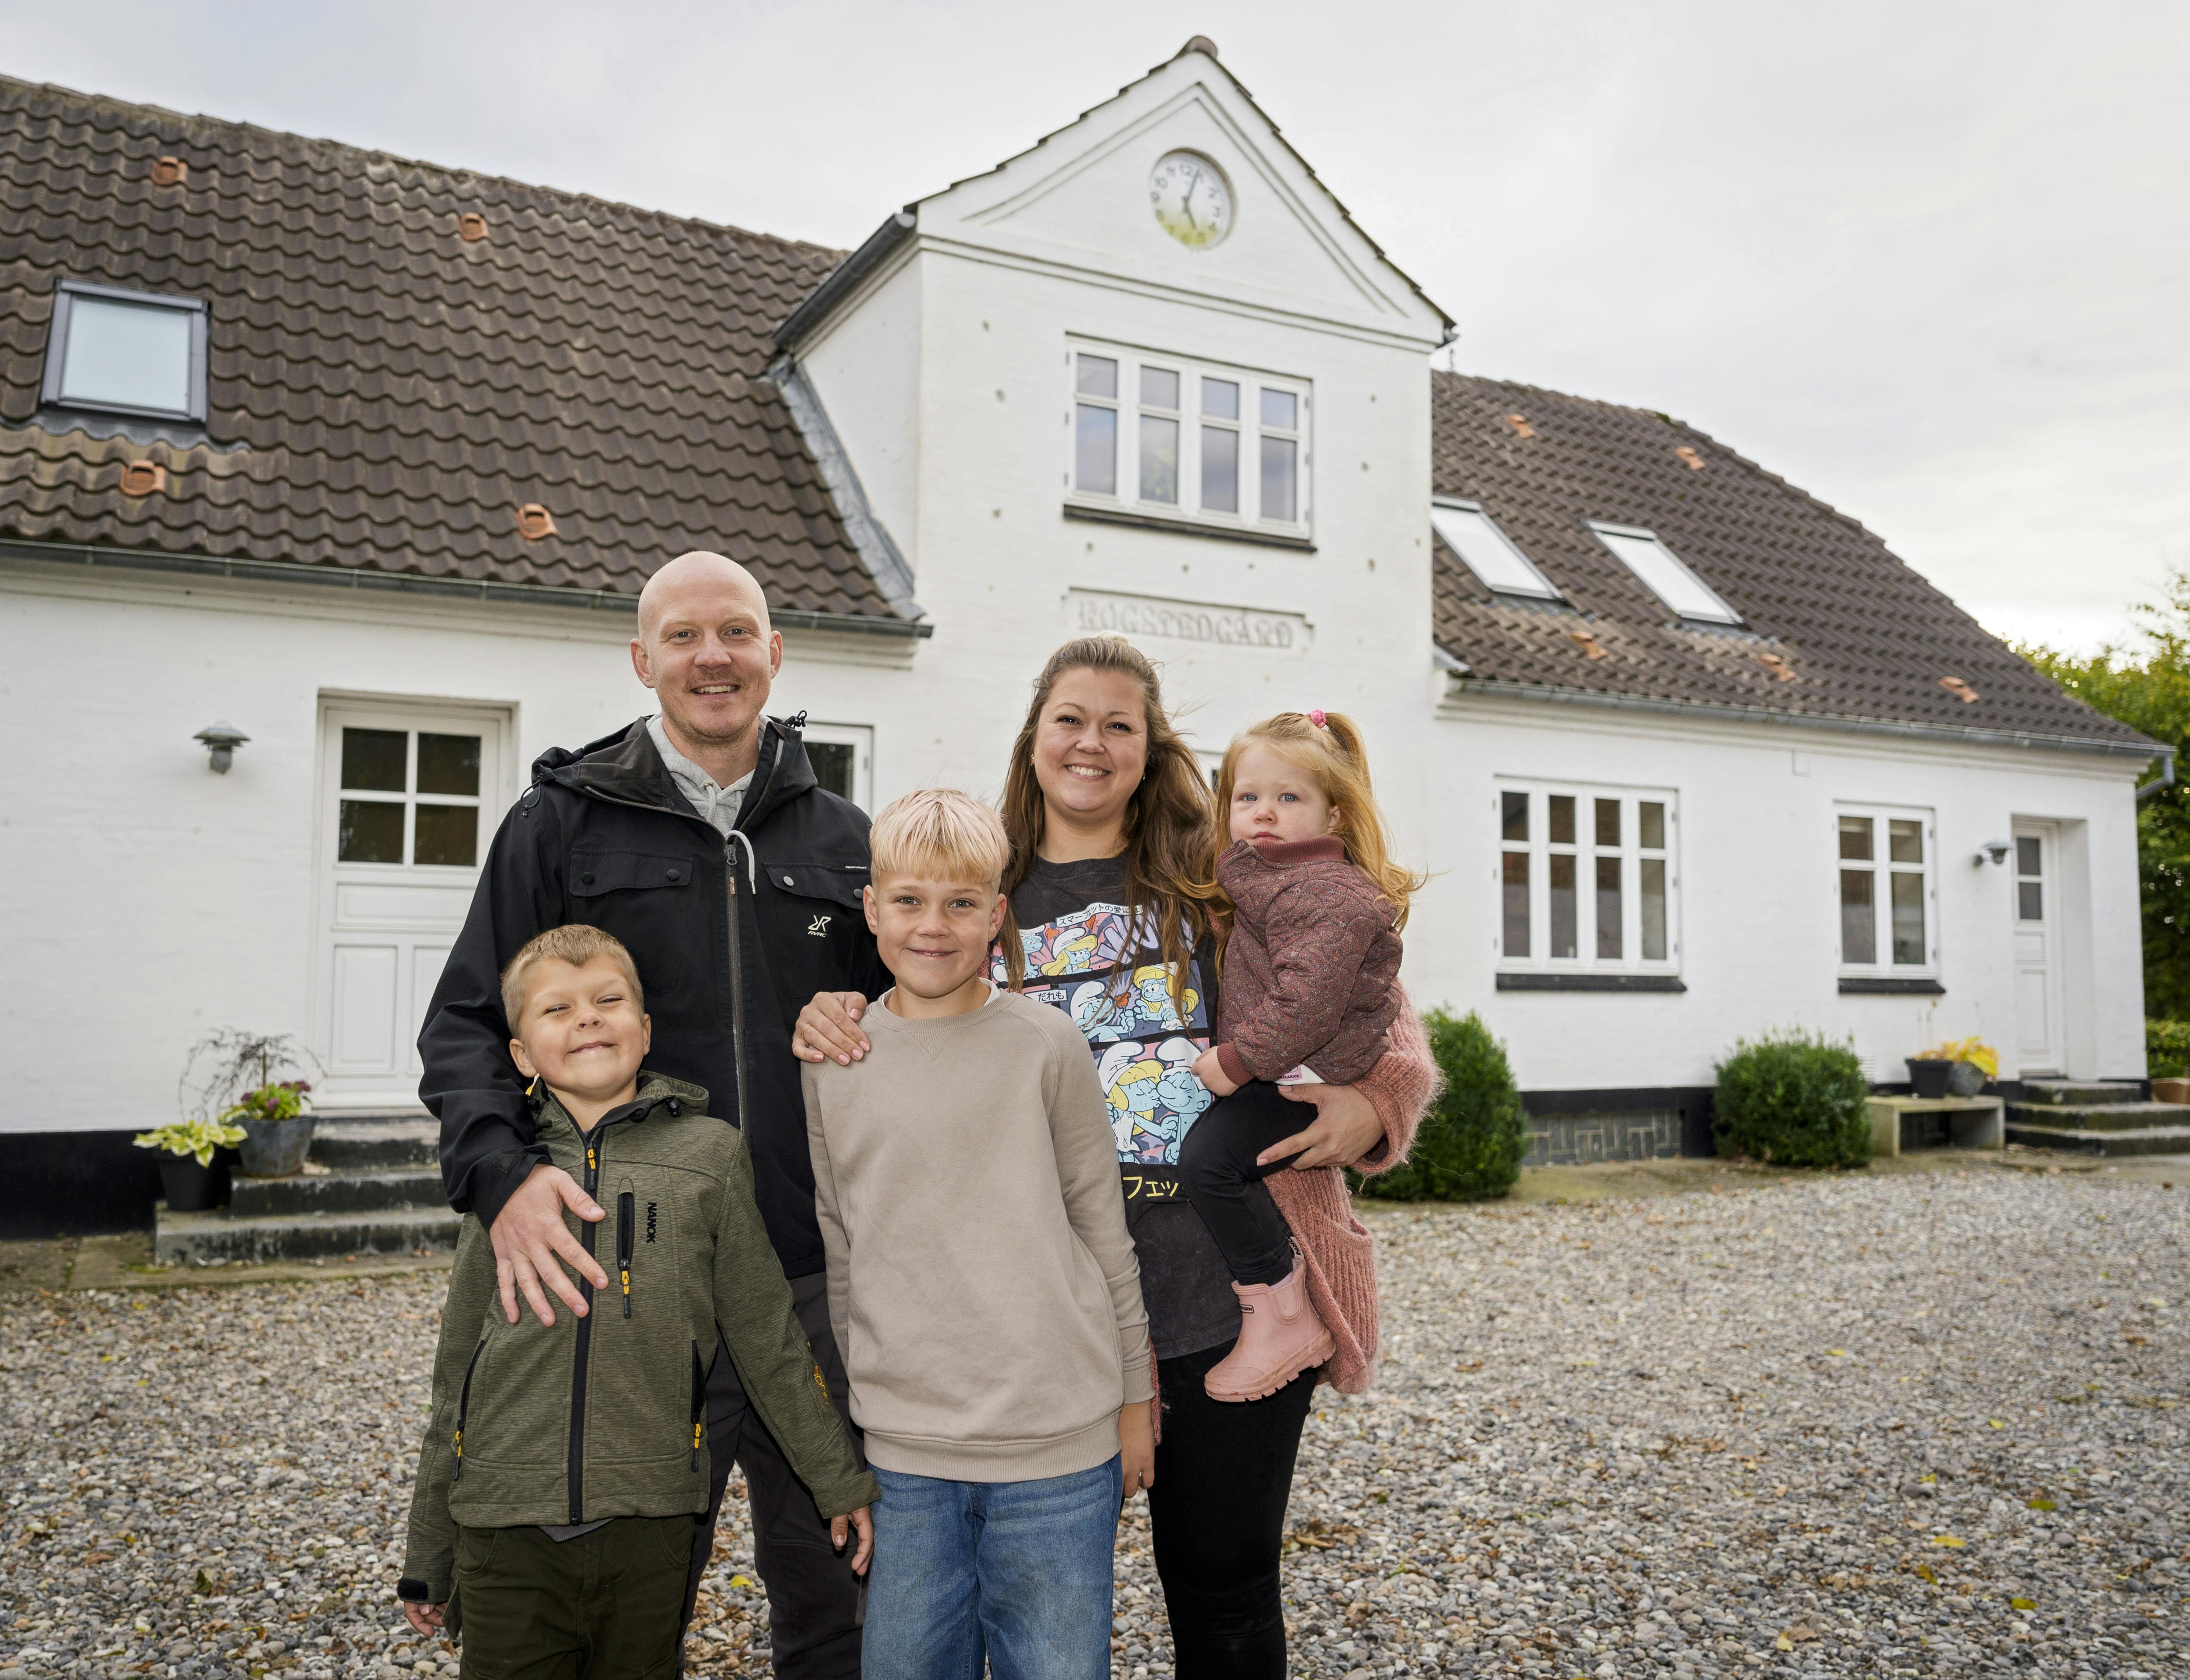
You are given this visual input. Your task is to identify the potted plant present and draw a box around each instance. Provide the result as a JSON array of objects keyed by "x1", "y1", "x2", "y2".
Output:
[
  {"x1": 1936, "y1": 1036, "x2": 1998, "y2": 1097},
  {"x1": 180, "y1": 1030, "x2": 323, "y2": 1179},
  {"x1": 1905, "y1": 1051, "x2": 1955, "y2": 1099},
  {"x1": 133, "y1": 1117, "x2": 247, "y2": 1212}
]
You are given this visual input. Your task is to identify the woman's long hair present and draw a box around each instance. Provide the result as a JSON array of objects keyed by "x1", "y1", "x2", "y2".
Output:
[
  {"x1": 998, "y1": 636, "x2": 1217, "y2": 992},
  {"x1": 1211, "y1": 710, "x2": 1427, "y2": 931}
]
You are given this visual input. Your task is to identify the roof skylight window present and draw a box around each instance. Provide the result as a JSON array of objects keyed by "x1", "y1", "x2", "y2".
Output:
[
  {"x1": 41, "y1": 279, "x2": 208, "y2": 422},
  {"x1": 1432, "y1": 500, "x2": 1560, "y2": 600},
  {"x1": 1588, "y1": 522, "x2": 1740, "y2": 624}
]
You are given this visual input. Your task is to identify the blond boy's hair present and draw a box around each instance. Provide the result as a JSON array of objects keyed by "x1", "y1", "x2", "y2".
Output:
[
  {"x1": 500, "y1": 925, "x2": 645, "y2": 1031},
  {"x1": 868, "y1": 789, "x2": 1010, "y2": 890}
]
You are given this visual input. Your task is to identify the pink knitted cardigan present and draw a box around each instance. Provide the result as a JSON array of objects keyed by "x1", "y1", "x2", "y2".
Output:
[{"x1": 1263, "y1": 984, "x2": 1437, "y2": 1395}]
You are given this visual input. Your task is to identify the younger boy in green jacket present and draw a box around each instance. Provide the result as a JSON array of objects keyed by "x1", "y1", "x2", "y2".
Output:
[{"x1": 398, "y1": 925, "x2": 875, "y2": 1678}]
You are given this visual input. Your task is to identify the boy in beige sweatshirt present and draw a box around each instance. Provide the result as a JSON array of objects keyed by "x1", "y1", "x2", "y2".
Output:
[{"x1": 802, "y1": 789, "x2": 1153, "y2": 1680}]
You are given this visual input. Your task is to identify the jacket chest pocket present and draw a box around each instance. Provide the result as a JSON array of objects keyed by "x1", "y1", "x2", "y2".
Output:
[
  {"x1": 610, "y1": 1174, "x2": 676, "y2": 1319},
  {"x1": 570, "y1": 849, "x2": 701, "y2": 996},
  {"x1": 759, "y1": 861, "x2": 870, "y2": 1027}
]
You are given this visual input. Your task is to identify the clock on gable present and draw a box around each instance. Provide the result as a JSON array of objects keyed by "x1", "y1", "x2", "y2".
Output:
[{"x1": 1149, "y1": 150, "x2": 1233, "y2": 248}]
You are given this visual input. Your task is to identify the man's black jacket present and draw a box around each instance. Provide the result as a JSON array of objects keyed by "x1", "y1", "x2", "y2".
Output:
[{"x1": 418, "y1": 716, "x2": 887, "y2": 1279}]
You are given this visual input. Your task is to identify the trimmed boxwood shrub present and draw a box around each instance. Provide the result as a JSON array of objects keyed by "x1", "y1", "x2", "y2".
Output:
[
  {"x1": 1355, "y1": 1008, "x2": 1527, "y2": 1201},
  {"x1": 2147, "y1": 1019, "x2": 2190, "y2": 1078},
  {"x1": 1713, "y1": 1029, "x2": 1870, "y2": 1167}
]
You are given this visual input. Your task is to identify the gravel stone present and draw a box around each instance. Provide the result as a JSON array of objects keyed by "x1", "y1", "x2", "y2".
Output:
[{"x1": 2, "y1": 1168, "x2": 2182, "y2": 1677}]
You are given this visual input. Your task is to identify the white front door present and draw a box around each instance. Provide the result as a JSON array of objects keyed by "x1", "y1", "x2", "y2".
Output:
[
  {"x1": 2011, "y1": 822, "x2": 2066, "y2": 1077},
  {"x1": 313, "y1": 701, "x2": 511, "y2": 1111}
]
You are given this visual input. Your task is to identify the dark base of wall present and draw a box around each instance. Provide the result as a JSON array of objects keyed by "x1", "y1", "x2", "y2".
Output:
[
  {"x1": 1520, "y1": 1087, "x2": 1718, "y2": 1163},
  {"x1": 0, "y1": 1130, "x2": 162, "y2": 1239}
]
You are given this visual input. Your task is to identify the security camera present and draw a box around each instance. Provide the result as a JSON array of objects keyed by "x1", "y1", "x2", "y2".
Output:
[{"x1": 1974, "y1": 839, "x2": 2011, "y2": 866}]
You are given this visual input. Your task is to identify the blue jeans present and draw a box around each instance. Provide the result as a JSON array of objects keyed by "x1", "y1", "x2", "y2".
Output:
[{"x1": 861, "y1": 1456, "x2": 1122, "y2": 1680}]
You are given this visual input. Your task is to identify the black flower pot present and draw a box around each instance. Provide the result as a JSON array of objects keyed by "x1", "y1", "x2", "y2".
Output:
[
  {"x1": 1907, "y1": 1058, "x2": 1954, "y2": 1099},
  {"x1": 156, "y1": 1151, "x2": 230, "y2": 1213}
]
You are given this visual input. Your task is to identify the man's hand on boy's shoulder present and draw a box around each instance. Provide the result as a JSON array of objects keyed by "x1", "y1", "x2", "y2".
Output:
[{"x1": 489, "y1": 1163, "x2": 608, "y2": 1325}]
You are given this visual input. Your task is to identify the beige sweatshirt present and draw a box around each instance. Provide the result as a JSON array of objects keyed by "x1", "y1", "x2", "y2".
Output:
[{"x1": 802, "y1": 987, "x2": 1153, "y2": 1482}]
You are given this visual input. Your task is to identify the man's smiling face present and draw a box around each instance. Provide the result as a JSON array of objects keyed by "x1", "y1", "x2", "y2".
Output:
[{"x1": 631, "y1": 552, "x2": 783, "y2": 754}]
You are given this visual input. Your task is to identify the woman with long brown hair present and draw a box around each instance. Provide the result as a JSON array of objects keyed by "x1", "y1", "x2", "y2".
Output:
[{"x1": 794, "y1": 636, "x2": 1434, "y2": 1678}]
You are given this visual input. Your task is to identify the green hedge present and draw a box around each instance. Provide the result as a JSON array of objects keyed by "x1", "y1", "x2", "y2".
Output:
[
  {"x1": 2149, "y1": 1019, "x2": 2190, "y2": 1078},
  {"x1": 1712, "y1": 1029, "x2": 1870, "y2": 1168},
  {"x1": 1355, "y1": 1008, "x2": 1527, "y2": 1201}
]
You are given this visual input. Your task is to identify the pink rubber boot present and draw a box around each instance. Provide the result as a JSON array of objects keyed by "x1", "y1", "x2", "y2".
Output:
[{"x1": 1203, "y1": 1257, "x2": 1336, "y2": 1402}]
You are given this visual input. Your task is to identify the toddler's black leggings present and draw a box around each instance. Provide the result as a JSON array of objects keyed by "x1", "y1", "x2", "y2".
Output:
[{"x1": 1179, "y1": 1079, "x2": 1305, "y2": 1287}]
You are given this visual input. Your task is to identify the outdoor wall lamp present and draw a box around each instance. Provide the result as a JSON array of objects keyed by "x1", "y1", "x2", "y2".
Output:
[
  {"x1": 194, "y1": 721, "x2": 250, "y2": 773},
  {"x1": 1974, "y1": 838, "x2": 2011, "y2": 867}
]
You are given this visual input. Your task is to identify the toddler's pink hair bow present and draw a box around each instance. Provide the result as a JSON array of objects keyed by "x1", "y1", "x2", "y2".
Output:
[{"x1": 1307, "y1": 709, "x2": 1328, "y2": 728}]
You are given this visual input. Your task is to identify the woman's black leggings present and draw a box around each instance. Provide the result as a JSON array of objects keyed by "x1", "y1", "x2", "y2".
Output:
[
  {"x1": 1149, "y1": 1338, "x2": 1317, "y2": 1679},
  {"x1": 1177, "y1": 1080, "x2": 1305, "y2": 1287}
]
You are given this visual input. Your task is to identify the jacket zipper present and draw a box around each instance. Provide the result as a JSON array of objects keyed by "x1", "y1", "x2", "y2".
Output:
[
  {"x1": 616, "y1": 1191, "x2": 634, "y2": 1318},
  {"x1": 691, "y1": 1340, "x2": 706, "y2": 1472},
  {"x1": 452, "y1": 1337, "x2": 486, "y2": 1482},
  {"x1": 567, "y1": 1133, "x2": 602, "y2": 1524}
]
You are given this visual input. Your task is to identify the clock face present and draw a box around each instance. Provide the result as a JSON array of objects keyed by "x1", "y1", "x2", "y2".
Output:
[{"x1": 1149, "y1": 151, "x2": 1233, "y2": 248}]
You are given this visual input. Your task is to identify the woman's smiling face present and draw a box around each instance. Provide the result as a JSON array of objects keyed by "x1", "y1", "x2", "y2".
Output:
[{"x1": 1033, "y1": 667, "x2": 1149, "y2": 838}]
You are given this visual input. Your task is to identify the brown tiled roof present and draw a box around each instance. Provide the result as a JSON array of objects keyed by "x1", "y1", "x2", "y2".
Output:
[
  {"x1": 0, "y1": 75, "x2": 904, "y2": 619},
  {"x1": 1431, "y1": 372, "x2": 2155, "y2": 753}
]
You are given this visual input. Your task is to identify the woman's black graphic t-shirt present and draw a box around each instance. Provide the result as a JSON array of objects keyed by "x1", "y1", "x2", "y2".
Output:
[{"x1": 997, "y1": 853, "x2": 1239, "y2": 1360}]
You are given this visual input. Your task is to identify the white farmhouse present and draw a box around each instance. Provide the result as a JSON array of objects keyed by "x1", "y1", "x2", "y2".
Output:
[{"x1": 0, "y1": 41, "x2": 2164, "y2": 1239}]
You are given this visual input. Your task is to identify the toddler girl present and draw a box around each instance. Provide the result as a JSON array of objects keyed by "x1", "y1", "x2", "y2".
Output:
[{"x1": 1184, "y1": 709, "x2": 1416, "y2": 1402}]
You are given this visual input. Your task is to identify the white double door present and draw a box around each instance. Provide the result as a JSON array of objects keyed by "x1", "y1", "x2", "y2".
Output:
[
  {"x1": 2011, "y1": 821, "x2": 2065, "y2": 1077},
  {"x1": 313, "y1": 700, "x2": 511, "y2": 1111}
]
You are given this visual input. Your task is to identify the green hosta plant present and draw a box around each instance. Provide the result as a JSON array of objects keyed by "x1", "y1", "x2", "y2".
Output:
[{"x1": 134, "y1": 1117, "x2": 247, "y2": 1168}]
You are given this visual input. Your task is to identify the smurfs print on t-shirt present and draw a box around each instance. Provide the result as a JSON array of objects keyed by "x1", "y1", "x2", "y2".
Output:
[{"x1": 993, "y1": 904, "x2": 1214, "y2": 1164}]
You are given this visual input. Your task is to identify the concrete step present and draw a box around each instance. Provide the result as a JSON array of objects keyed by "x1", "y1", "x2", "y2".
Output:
[
  {"x1": 310, "y1": 1115, "x2": 437, "y2": 1170},
  {"x1": 2004, "y1": 1100, "x2": 2184, "y2": 1132},
  {"x1": 229, "y1": 1166, "x2": 447, "y2": 1218},
  {"x1": 2004, "y1": 1122, "x2": 2190, "y2": 1158},
  {"x1": 2018, "y1": 1080, "x2": 2144, "y2": 1106},
  {"x1": 154, "y1": 1204, "x2": 462, "y2": 1266}
]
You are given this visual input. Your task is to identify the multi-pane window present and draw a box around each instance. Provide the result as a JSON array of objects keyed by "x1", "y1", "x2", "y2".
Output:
[
  {"x1": 336, "y1": 726, "x2": 483, "y2": 867},
  {"x1": 41, "y1": 279, "x2": 208, "y2": 422},
  {"x1": 1837, "y1": 806, "x2": 1934, "y2": 971},
  {"x1": 1067, "y1": 343, "x2": 1308, "y2": 533},
  {"x1": 1497, "y1": 783, "x2": 1676, "y2": 973},
  {"x1": 2015, "y1": 835, "x2": 2044, "y2": 922}
]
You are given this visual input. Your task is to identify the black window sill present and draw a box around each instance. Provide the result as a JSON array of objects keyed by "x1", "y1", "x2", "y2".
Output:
[
  {"x1": 1063, "y1": 502, "x2": 1315, "y2": 552},
  {"x1": 1496, "y1": 973, "x2": 1687, "y2": 993},
  {"x1": 1838, "y1": 977, "x2": 1945, "y2": 996}
]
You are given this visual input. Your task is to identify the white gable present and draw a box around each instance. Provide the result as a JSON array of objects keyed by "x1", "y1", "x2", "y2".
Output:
[{"x1": 910, "y1": 43, "x2": 1449, "y2": 346}]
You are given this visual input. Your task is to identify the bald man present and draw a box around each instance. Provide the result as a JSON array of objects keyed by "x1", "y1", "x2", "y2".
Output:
[{"x1": 418, "y1": 552, "x2": 889, "y2": 1679}]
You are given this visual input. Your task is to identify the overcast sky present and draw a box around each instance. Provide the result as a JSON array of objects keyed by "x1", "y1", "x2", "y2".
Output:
[{"x1": 6, "y1": 0, "x2": 2184, "y2": 653}]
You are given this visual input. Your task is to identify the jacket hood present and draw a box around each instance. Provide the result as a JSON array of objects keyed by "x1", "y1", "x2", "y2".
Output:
[{"x1": 533, "y1": 715, "x2": 819, "y2": 831}]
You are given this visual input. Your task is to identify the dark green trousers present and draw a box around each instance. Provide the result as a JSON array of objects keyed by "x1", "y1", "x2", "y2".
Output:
[{"x1": 454, "y1": 1516, "x2": 693, "y2": 1680}]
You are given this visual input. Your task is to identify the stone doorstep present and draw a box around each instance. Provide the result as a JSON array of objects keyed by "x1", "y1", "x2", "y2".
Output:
[
  {"x1": 2002, "y1": 1123, "x2": 2190, "y2": 1159},
  {"x1": 2017, "y1": 1079, "x2": 2145, "y2": 1105},
  {"x1": 2003, "y1": 1100, "x2": 2187, "y2": 1132},
  {"x1": 305, "y1": 1115, "x2": 438, "y2": 1170},
  {"x1": 154, "y1": 1204, "x2": 462, "y2": 1267},
  {"x1": 228, "y1": 1166, "x2": 449, "y2": 1218}
]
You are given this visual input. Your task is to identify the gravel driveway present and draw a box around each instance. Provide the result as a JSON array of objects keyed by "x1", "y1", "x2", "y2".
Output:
[{"x1": 2, "y1": 1165, "x2": 2182, "y2": 1679}]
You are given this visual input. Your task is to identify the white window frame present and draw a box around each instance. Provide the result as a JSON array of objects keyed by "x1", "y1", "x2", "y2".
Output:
[
  {"x1": 1587, "y1": 521, "x2": 1740, "y2": 625},
  {"x1": 1064, "y1": 340, "x2": 1310, "y2": 539},
  {"x1": 41, "y1": 278, "x2": 209, "y2": 422},
  {"x1": 1494, "y1": 780, "x2": 1681, "y2": 977},
  {"x1": 1434, "y1": 498, "x2": 1561, "y2": 600},
  {"x1": 1835, "y1": 803, "x2": 1938, "y2": 977},
  {"x1": 799, "y1": 721, "x2": 874, "y2": 812}
]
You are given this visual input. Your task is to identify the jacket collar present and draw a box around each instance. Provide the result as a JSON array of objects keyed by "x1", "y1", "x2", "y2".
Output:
[
  {"x1": 526, "y1": 1069, "x2": 710, "y2": 1139},
  {"x1": 1223, "y1": 834, "x2": 1348, "y2": 869},
  {"x1": 535, "y1": 714, "x2": 817, "y2": 831}
]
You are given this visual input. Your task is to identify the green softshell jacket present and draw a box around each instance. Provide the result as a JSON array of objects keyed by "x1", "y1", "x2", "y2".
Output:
[{"x1": 400, "y1": 1074, "x2": 876, "y2": 1604}]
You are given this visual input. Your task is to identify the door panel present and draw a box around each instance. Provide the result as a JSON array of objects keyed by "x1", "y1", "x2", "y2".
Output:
[
  {"x1": 2010, "y1": 822, "x2": 2065, "y2": 1075},
  {"x1": 314, "y1": 703, "x2": 508, "y2": 1109}
]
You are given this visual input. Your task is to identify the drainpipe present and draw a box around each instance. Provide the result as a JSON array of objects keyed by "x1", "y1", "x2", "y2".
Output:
[{"x1": 2137, "y1": 749, "x2": 2176, "y2": 804}]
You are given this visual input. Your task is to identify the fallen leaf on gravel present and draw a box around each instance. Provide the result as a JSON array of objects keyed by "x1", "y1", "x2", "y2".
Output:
[
  {"x1": 2011, "y1": 1597, "x2": 2036, "y2": 1610},
  {"x1": 1933, "y1": 1535, "x2": 1967, "y2": 1548},
  {"x1": 1989, "y1": 1418, "x2": 2007, "y2": 1429},
  {"x1": 2029, "y1": 1498, "x2": 2058, "y2": 1511},
  {"x1": 1915, "y1": 1563, "x2": 1939, "y2": 1583}
]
